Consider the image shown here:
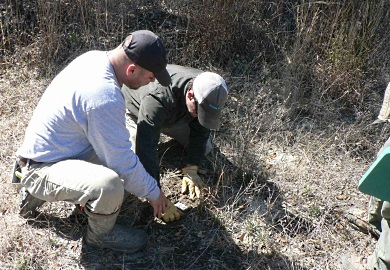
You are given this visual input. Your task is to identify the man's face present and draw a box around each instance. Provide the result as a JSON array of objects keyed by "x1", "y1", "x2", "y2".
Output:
[
  {"x1": 186, "y1": 89, "x2": 198, "y2": 118},
  {"x1": 124, "y1": 65, "x2": 155, "y2": 89}
]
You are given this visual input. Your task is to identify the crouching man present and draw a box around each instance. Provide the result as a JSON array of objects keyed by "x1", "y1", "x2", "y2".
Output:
[
  {"x1": 123, "y1": 64, "x2": 228, "y2": 222},
  {"x1": 13, "y1": 30, "x2": 171, "y2": 253}
]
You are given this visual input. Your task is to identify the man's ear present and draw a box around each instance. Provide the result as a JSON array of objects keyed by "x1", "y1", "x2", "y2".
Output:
[
  {"x1": 126, "y1": 64, "x2": 136, "y2": 76},
  {"x1": 187, "y1": 89, "x2": 195, "y2": 100}
]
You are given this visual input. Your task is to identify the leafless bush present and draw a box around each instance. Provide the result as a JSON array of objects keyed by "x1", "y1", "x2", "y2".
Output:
[
  {"x1": 282, "y1": 1, "x2": 390, "y2": 113},
  {"x1": 2, "y1": 1, "x2": 388, "y2": 107}
]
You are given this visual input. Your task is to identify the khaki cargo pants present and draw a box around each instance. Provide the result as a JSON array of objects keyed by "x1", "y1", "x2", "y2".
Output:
[
  {"x1": 19, "y1": 153, "x2": 124, "y2": 215},
  {"x1": 126, "y1": 114, "x2": 213, "y2": 155}
]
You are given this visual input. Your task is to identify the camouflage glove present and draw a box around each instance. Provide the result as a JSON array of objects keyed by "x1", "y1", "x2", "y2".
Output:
[
  {"x1": 181, "y1": 165, "x2": 204, "y2": 200},
  {"x1": 161, "y1": 199, "x2": 183, "y2": 223}
]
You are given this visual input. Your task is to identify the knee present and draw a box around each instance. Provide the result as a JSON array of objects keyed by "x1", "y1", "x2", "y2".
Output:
[
  {"x1": 97, "y1": 172, "x2": 124, "y2": 201},
  {"x1": 101, "y1": 173, "x2": 124, "y2": 197},
  {"x1": 88, "y1": 171, "x2": 124, "y2": 214}
]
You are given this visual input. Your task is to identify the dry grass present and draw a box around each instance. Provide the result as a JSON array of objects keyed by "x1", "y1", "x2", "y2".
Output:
[
  {"x1": 1, "y1": 0, "x2": 390, "y2": 269},
  {"x1": 0, "y1": 67, "x2": 386, "y2": 269}
]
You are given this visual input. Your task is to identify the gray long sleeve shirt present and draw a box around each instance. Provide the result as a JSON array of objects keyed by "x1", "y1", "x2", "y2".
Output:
[
  {"x1": 16, "y1": 50, "x2": 160, "y2": 201},
  {"x1": 123, "y1": 64, "x2": 210, "y2": 182}
]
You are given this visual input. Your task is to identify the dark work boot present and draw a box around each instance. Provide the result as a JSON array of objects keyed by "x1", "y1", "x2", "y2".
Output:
[
  {"x1": 19, "y1": 187, "x2": 46, "y2": 218},
  {"x1": 84, "y1": 207, "x2": 148, "y2": 253}
]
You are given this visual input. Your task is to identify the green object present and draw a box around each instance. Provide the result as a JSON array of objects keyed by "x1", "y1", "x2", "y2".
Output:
[
  {"x1": 359, "y1": 147, "x2": 390, "y2": 201},
  {"x1": 15, "y1": 171, "x2": 23, "y2": 179}
]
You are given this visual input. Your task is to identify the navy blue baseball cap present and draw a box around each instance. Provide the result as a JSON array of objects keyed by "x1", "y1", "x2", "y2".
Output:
[{"x1": 122, "y1": 30, "x2": 171, "y2": 86}]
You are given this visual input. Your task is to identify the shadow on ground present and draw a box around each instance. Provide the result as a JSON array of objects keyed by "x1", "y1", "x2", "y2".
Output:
[
  {"x1": 78, "y1": 201, "x2": 310, "y2": 270},
  {"x1": 22, "y1": 139, "x2": 311, "y2": 269}
]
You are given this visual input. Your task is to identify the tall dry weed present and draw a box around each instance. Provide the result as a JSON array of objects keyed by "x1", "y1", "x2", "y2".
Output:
[
  {"x1": 283, "y1": 0, "x2": 390, "y2": 115},
  {"x1": 2, "y1": 1, "x2": 388, "y2": 108}
]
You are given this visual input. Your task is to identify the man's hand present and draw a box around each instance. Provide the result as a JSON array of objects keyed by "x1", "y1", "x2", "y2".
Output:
[
  {"x1": 181, "y1": 165, "x2": 204, "y2": 200},
  {"x1": 161, "y1": 199, "x2": 183, "y2": 222},
  {"x1": 149, "y1": 191, "x2": 168, "y2": 219}
]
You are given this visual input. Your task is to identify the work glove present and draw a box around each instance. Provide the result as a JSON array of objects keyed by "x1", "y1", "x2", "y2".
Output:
[
  {"x1": 181, "y1": 165, "x2": 204, "y2": 200},
  {"x1": 161, "y1": 199, "x2": 183, "y2": 223}
]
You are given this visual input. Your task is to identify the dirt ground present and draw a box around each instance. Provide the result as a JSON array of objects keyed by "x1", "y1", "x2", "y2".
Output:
[{"x1": 0, "y1": 77, "x2": 384, "y2": 270}]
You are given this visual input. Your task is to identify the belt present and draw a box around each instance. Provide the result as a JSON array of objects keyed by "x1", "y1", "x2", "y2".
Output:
[{"x1": 19, "y1": 157, "x2": 42, "y2": 168}]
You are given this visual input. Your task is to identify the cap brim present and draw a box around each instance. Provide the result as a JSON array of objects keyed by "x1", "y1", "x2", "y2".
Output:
[
  {"x1": 197, "y1": 103, "x2": 221, "y2": 130},
  {"x1": 155, "y1": 68, "x2": 171, "y2": 87}
]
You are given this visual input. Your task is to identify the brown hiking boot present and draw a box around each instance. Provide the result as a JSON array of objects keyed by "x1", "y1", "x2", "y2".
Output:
[
  {"x1": 19, "y1": 187, "x2": 45, "y2": 218},
  {"x1": 84, "y1": 207, "x2": 148, "y2": 253}
]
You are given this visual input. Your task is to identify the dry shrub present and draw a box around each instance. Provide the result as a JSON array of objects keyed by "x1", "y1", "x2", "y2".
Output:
[
  {"x1": 0, "y1": 1, "x2": 38, "y2": 77},
  {"x1": 163, "y1": 1, "x2": 289, "y2": 74},
  {"x1": 1, "y1": 1, "x2": 285, "y2": 76},
  {"x1": 1, "y1": 0, "x2": 162, "y2": 76},
  {"x1": 1, "y1": 1, "x2": 389, "y2": 101},
  {"x1": 34, "y1": 0, "x2": 160, "y2": 74},
  {"x1": 164, "y1": 0, "x2": 247, "y2": 67},
  {"x1": 283, "y1": 1, "x2": 390, "y2": 114}
]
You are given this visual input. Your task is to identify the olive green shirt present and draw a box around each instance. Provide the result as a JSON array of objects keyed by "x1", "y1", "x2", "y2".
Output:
[{"x1": 122, "y1": 65, "x2": 210, "y2": 182}]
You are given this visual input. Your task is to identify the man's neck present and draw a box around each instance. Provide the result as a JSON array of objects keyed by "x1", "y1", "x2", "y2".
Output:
[{"x1": 107, "y1": 50, "x2": 123, "y2": 87}]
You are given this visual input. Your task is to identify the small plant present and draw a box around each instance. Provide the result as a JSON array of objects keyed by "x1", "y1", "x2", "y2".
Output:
[{"x1": 308, "y1": 205, "x2": 321, "y2": 217}]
